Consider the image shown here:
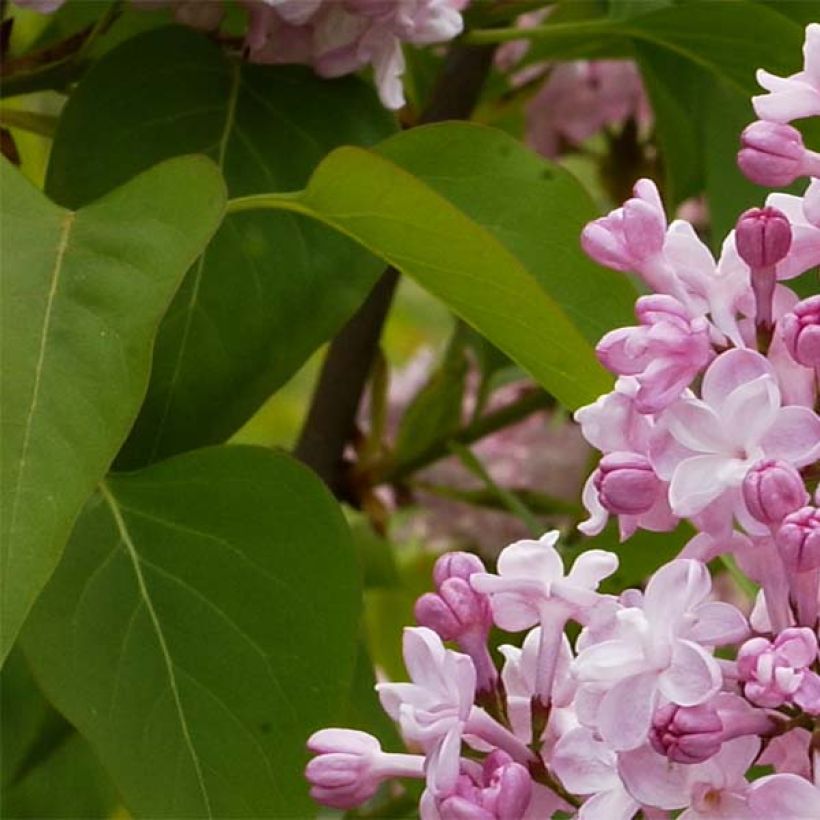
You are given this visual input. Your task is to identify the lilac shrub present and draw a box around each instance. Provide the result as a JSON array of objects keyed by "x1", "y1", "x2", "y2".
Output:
[{"x1": 306, "y1": 24, "x2": 820, "y2": 819}]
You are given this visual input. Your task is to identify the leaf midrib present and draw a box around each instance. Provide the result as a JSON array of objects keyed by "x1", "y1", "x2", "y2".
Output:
[
  {"x1": 4, "y1": 210, "x2": 75, "y2": 607},
  {"x1": 99, "y1": 480, "x2": 213, "y2": 817}
]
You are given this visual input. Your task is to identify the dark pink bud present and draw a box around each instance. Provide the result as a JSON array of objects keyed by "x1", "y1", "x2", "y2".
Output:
[
  {"x1": 735, "y1": 206, "x2": 793, "y2": 270},
  {"x1": 593, "y1": 452, "x2": 661, "y2": 515},
  {"x1": 485, "y1": 758, "x2": 531, "y2": 820},
  {"x1": 650, "y1": 703, "x2": 723, "y2": 764},
  {"x1": 742, "y1": 459, "x2": 808, "y2": 526},
  {"x1": 439, "y1": 751, "x2": 532, "y2": 820},
  {"x1": 415, "y1": 577, "x2": 491, "y2": 642},
  {"x1": 738, "y1": 121, "x2": 807, "y2": 187},
  {"x1": 433, "y1": 551, "x2": 486, "y2": 589},
  {"x1": 781, "y1": 295, "x2": 820, "y2": 369},
  {"x1": 777, "y1": 507, "x2": 820, "y2": 572},
  {"x1": 736, "y1": 206, "x2": 792, "y2": 328}
]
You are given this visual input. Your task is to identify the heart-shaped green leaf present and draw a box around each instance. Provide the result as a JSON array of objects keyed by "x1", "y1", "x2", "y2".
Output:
[
  {"x1": 21, "y1": 445, "x2": 361, "y2": 817},
  {"x1": 1, "y1": 156, "x2": 225, "y2": 664}
]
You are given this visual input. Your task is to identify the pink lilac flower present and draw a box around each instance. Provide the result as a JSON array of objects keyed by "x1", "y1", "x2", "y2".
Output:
[
  {"x1": 470, "y1": 532, "x2": 617, "y2": 703},
  {"x1": 753, "y1": 23, "x2": 820, "y2": 124},
  {"x1": 595, "y1": 294, "x2": 714, "y2": 413},
  {"x1": 376, "y1": 628, "x2": 533, "y2": 797},
  {"x1": 246, "y1": 0, "x2": 466, "y2": 108},
  {"x1": 747, "y1": 773, "x2": 820, "y2": 819},
  {"x1": 582, "y1": 180, "x2": 755, "y2": 346},
  {"x1": 306, "y1": 729, "x2": 424, "y2": 808},
  {"x1": 737, "y1": 627, "x2": 820, "y2": 711},
  {"x1": 551, "y1": 726, "x2": 640, "y2": 820},
  {"x1": 420, "y1": 750, "x2": 533, "y2": 820},
  {"x1": 572, "y1": 560, "x2": 747, "y2": 751},
  {"x1": 526, "y1": 60, "x2": 650, "y2": 159},
  {"x1": 575, "y1": 378, "x2": 677, "y2": 540},
  {"x1": 649, "y1": 348, "x2": 820, "y2": 535},
  {"x1": 376, "y1": 627, "x2": 476, "y2": 795},
  {"x1": 618, "y1": 736, "x2": 760, "y2": 818}
]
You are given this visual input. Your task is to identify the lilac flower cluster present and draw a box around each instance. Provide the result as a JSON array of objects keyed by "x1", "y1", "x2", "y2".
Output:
[
  {"x1": 306, "y1": 25, "x2": 820, "y2": 819},
  {"x1": 13, "y1": 0, "x2": 468, "y2": 109}
]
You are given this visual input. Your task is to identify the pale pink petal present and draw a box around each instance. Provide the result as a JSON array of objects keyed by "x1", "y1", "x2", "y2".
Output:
[
  {"x1": 701, "y1": 349, "x2": 773, "y2": 409},
  {"x1": 664, "y1": 400, "x2": 732, "y2": 453},
  {"x1": 748, "y1": 773, "x2": 820, "y2": 819},
  {"x1": 552, "y1": 726, "x2": 620, "y2": 795},
  {"x1": 649, "y1": 425, "x2": 697, "y2": 480},
  {"x1": 579, "y1": 473, "x2": 610, "y2": 536},
  {"x1": 668, "y1": 455, "x2": 734, "y2": 517},
  {"x1": 761, "y1": 406, "x2": 820, "y2": 466},
  {"x1": 403, "y1": 628, "x2": 449, "y2": 692},
  {"x1": 618, "y1": 744, "x2": 690, "y2": 809},
  {"x1": 426, "y1": 724, "x2": 463, "y2": 796},
  {"x1": 775, "y1": 224, "x2": 820, "y2": 279},
  {"x1": 659, "y1": 639, "x2": 721, "y2": 706},
  {"x1": 758, "y1": 729, "x2": 811, "y2": 778},
  {"x1": 598, "y1": 672, "x2": 657, "y2": 750},
  {"x1": 308, "y1": 728, "x2": 381, "y2": 755},
  {"x1": 644, "y1": 560, "x2": 711, "y2": 628},
  {"x1": 720, "y1": 376, "x2": 781, "y2": 452},
  {"x1": 497, "y1": 534, "x2": 563, "y2": 581},
  {"x1": 573, "y1": 638, "x2": 649, "y2": 683},
  {"x1": 710, "y1": 735, "x2": 761, "y2": 784},
  {"x1": 567, "y1": 550, "x2": 620, "y2": 590},
  {"x1": 686, "y1": 602, "x2": 749, "y2": 645},
  {"x1": 577, "y1": 787, "x2": 639, "y2": 820}
]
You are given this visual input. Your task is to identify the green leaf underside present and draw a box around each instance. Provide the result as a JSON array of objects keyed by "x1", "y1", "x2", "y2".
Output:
[
  {"x1": 46, "y1": 25, "x2": 396, "y2": 469},
  {"x1": 21, "y1": 446, "x2": 361, "y2": 818},
  {"x1": 0, "y1": 156, "x2": 225, "y2": 664},
  {"x1": 232, "y1": 125, "x2": 622, "y2": 409}
]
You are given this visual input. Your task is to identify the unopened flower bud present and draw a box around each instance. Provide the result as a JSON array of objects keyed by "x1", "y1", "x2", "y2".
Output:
[
  {"x1": 593, "y1": 452, "x2": 661, "y2": 515},
  {"x1": 737, "y1": 629, "x2": 819, "y2": 708},
  {"x1": 781, "y1": 295, "x2": 820, "y2": 369},
  {"x1": 735, "y1": 207, "x2": 792, "y2": 328},
  {"x1": 416, "y1": 575, "x2": 496, "y2": 696},
  {"x1": 738, "y1": 121, "x2": 820, "y2": 187},
  {"x1": 742, "y1": 459, "x2": 808, "y2": 527},
  {"x1": 433, "y1": 551, "x2": 486, "y2": 589},
  {"x1": 437, "y1": 751, "x2": 532, "y2": 820},
  {"x1": 649, "y1": 703, "x2": 723, "y2": 764},
  {"x1": 306, "y1": 729, "x2": 423, "y2": 809},
  {"x1": 415, "y1": 578, "x2": 491, "y2": 642},
  {"x1": 777, "y1": 507, "x2": 820, "y2": 572},
  {"x1": 736, "y1": 207, "x2": 793, "y2": 270}
]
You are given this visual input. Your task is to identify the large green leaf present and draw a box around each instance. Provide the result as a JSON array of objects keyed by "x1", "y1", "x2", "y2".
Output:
[
  {"x1": 21, "y1": 446, "x2": 361, "y2": 818},
  {"x1": 46, "y1": 26, "x2": 395, "y2": 468},
  {"x1": 377, "y1": 123, "x2": 636, "y2": 345},
  {"x1": 231, "y1": 124, "x2": 626, "y2": 409},
  {"x1": 0, "y1": 156, "x2": 225, "y2": 664}
]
